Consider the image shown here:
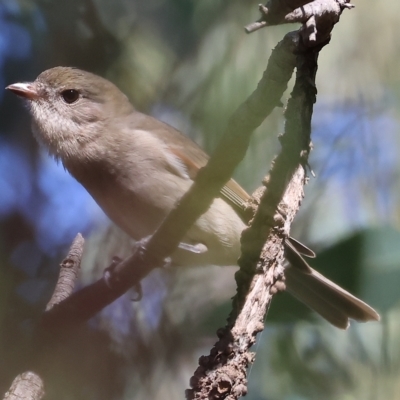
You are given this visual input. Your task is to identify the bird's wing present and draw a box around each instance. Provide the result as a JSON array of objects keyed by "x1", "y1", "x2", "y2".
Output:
[
  {"x1": 137, "y1": 112, "x2": 315, "y2": 256},
  {"x1": 177, "y1": 129, "x2": 380, "y2": 327},
  {"x1": 137, "y1": 113, "x2": 251, "y2": 217},
  {"x1": 134, "y1": 112, "x2": 380, "y2": 328}
]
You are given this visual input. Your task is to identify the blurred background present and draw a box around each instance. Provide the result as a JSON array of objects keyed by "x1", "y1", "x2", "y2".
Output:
[{"x1": 0, "y1": 0, "x2": 399, "y2": 399}]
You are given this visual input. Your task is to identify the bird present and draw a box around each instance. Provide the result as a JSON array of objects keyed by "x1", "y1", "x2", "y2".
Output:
[{"x1": 6, "y1": 66, "x2": 380, "y2": 329}]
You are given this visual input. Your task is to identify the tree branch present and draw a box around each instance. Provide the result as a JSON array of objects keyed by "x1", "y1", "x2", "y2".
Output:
[{"x1": 186, "y1": 35, "x2": 325, "y2": 400}]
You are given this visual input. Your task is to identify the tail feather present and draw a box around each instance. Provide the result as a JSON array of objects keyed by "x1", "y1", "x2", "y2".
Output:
[{"x1": 284, "y1": 264, "x2": 380, "y2": 329}]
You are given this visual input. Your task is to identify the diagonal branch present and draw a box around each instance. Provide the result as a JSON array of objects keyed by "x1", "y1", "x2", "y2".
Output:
[{"x1": 39, "y1": 31, "x2": 298, "y2": 334}]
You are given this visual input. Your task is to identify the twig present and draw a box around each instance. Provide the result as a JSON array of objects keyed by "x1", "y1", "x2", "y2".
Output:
[
  {"x1": 46, "y1": 234, "x2": 84, "y2": 311},
  {"x1": 245, "y1": 0, "x2": 312, "y2": 33}
]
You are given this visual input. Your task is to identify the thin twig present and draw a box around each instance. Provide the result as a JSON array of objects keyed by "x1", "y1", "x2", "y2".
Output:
[{"x1": 46, "y1": 234, "x2": 84, "y2": 311}]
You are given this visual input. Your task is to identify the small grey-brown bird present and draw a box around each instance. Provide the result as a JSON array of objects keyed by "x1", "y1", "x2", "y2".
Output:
[{"x1": 7, "y1": 67, "x2": 379, "y2": 329}]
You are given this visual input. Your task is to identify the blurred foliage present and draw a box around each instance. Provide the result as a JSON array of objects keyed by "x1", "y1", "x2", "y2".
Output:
[{"x1": 0, "y1": 0, "x2": 400, "y2": 399}]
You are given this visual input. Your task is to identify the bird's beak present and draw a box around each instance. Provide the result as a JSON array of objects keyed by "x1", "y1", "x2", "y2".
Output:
[{"x1": 6, "y1": 82, "x2": 39, "y2": 100}]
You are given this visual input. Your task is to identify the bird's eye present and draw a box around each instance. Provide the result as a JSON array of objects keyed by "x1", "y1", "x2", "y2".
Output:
[{"x1": 61, "y1": 89, "x2": 80, "y2": 104}]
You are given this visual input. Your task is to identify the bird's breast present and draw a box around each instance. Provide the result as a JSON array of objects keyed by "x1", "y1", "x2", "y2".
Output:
[{"x1": 67, "y1": 157, "x2": 191, "y2": 240}]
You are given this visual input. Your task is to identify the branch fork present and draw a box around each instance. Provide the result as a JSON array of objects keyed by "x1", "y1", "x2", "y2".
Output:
[{"x1": 245, "y1": 0, "x2": 354, "y2": 46}]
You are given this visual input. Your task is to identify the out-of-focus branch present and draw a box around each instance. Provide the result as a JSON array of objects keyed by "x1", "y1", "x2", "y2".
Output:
[
  {"x1": 39, "y1": 31, "x2": 298, "y2": 334},
  {"x1": 186, "y1": 35, "x2": 324, "y2": 400},
  {"x1": 3, "y1": 234, "x2": 84, "y2": 400},
  {"x1": 3, "y1": 372, "x2": 45, "y2": 400}
]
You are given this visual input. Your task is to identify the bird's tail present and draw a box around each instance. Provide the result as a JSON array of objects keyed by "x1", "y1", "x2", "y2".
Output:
[
  {"x1": 284, "y1": 264, "x2": 380, "y2": 329},
  {"x1": 283, "y1": 237, "x2": 380, "y2": 329}
]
